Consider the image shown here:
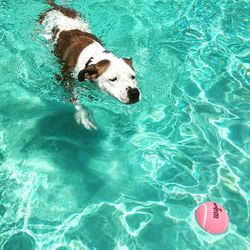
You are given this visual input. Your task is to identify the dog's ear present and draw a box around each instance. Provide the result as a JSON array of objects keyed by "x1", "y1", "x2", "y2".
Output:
[
  {"x1": 78, "y1": 60, "x2": 111, "y2": 82},
  {"x1": 123, "y1": 58, "x2": 133, "y2": 69},
  {"x1": 78, "y1": 68, "x2": 98, "y2": 82}
]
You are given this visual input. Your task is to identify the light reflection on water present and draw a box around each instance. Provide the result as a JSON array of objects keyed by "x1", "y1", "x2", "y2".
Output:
[{"x1": 0, "y1": 0, "x2": 249, "y2": 249}]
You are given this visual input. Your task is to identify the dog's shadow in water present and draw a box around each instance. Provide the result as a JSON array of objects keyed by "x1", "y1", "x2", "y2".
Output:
[{"x1": 20, "y1": 100, "x2": 107, "y2": 202}]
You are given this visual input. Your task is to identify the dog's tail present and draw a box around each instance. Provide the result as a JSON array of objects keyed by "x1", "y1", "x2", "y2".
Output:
[{"x1": 46, "y1": 0, "x2": 57, "y2": 7}]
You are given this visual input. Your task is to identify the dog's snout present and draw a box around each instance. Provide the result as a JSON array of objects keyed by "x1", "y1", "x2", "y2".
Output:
[{"x1": 127, "y1": 87, "x2": 140, "y2": 104}]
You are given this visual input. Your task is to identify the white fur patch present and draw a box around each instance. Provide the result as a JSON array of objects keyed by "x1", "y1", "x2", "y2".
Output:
[
  {"x1": 41, "y1": 10, "x2": 90, "y2": 41},
  {"x1": 73, "y1": 42, "x2": 106, "y2": 78}
]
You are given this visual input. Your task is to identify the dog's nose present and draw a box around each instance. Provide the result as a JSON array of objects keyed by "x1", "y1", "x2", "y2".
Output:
[{"x1": 127, "y1": 87, "x2": 140, "y2": 104}]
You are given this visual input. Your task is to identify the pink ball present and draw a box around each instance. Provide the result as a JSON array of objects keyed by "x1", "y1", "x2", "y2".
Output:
[{"x1": 195, "y1": 202, "x2": 229, "y2": 234}]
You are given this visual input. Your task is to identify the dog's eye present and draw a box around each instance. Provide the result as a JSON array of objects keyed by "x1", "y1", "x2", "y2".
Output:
[
  {"x1": 131, "y1": 75, "x2": 136, "y2": 80},
  {"x1": 109, "y1": 77, "x2": 117, "y2": 82}
]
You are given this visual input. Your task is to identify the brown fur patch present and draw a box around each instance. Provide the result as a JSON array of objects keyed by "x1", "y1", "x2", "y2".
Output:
[
  {"x1": 52, "y1": 26, "x2": 60, "y2": 40},
  {"x1": 84, "y1": 60, "x2": 111, "y2": 80},
  {"x1": 123, "y1": 58, "x2": 134, "y2": 71},
  {"x1": 38, "y1": 10, "x2": 50, "y2": 24},
  {"x1": 54, "y1": 29, "x2": 103, "y2": 75},
  {"x1": 52, "y1": 5, "x2": 79, "y2": 19},
  {"x1": 78, "y1": 60, "x2": 111, "y2": 81},
  {"x1": 38, "y1": 2, "x2": 79, "y2": 24}
]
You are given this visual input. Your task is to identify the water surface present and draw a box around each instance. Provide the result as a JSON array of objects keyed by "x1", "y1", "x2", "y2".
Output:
[{"x1": 0, "y1": 0, "x2": 249, "y2": 249}]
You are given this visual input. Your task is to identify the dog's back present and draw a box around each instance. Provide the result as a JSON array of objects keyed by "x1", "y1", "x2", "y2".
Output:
[
  {"x1": 39, "y1": 1, "x2": 89, "y2": 41},
  {"x1": 39, "y1": 1, "x2": 104, "y2": 76}
]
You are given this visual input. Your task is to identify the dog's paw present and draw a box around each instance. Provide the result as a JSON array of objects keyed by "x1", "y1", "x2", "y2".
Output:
[{"x1": 74, "y1": 109, "x2": 97, "y2": 130}]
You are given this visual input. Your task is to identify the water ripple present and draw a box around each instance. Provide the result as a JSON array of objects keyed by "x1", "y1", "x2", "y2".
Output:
[{"x1": 0, "y1": 0, "x2": 250, "y2": 249}]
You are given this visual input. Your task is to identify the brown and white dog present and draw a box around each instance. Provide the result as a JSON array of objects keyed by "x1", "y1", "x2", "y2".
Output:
[{"x1": 39, "y1": 0, "x2": 141, "y2": 129}]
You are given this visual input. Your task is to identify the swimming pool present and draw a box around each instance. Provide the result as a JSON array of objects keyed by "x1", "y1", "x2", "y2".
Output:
[{"x1": 0, "y1": 0, "x2": 249, "y2": 249}]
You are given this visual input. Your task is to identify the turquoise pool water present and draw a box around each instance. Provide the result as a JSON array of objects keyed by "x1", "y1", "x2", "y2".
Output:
[{"x1": 0, "y1": 0, "x2": 250, "y2": 249}]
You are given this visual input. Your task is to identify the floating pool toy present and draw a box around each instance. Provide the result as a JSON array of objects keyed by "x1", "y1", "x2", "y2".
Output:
[{"x1": 195, "y1": 202, "x2": 228, "y2": 234}]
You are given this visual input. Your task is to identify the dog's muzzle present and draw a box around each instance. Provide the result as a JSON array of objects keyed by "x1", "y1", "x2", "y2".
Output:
[{"x1": 127, "y1": 87, "x2": 140, "y2": 104}]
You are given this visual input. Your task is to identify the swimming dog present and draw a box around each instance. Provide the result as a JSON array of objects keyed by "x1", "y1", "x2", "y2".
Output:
[{"x1": 38, "y1": 0, "x2": 141, "y2": 129}]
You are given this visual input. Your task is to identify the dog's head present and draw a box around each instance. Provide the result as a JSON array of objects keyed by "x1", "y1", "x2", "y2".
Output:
[{"x1": 78, "y1": 55, "x2": 140, "y2": 104}]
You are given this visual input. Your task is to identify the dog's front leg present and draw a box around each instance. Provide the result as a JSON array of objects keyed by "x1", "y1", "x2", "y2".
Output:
[
  {"x1": 73, "y1": 100, "x2": 97, "y2": 130},
  {"x1": 57, "y1": 69, "x2": 97, "y2": 130},
  {"x1": 70, "y1": 90, "x2": 97, "y2": 131}
]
